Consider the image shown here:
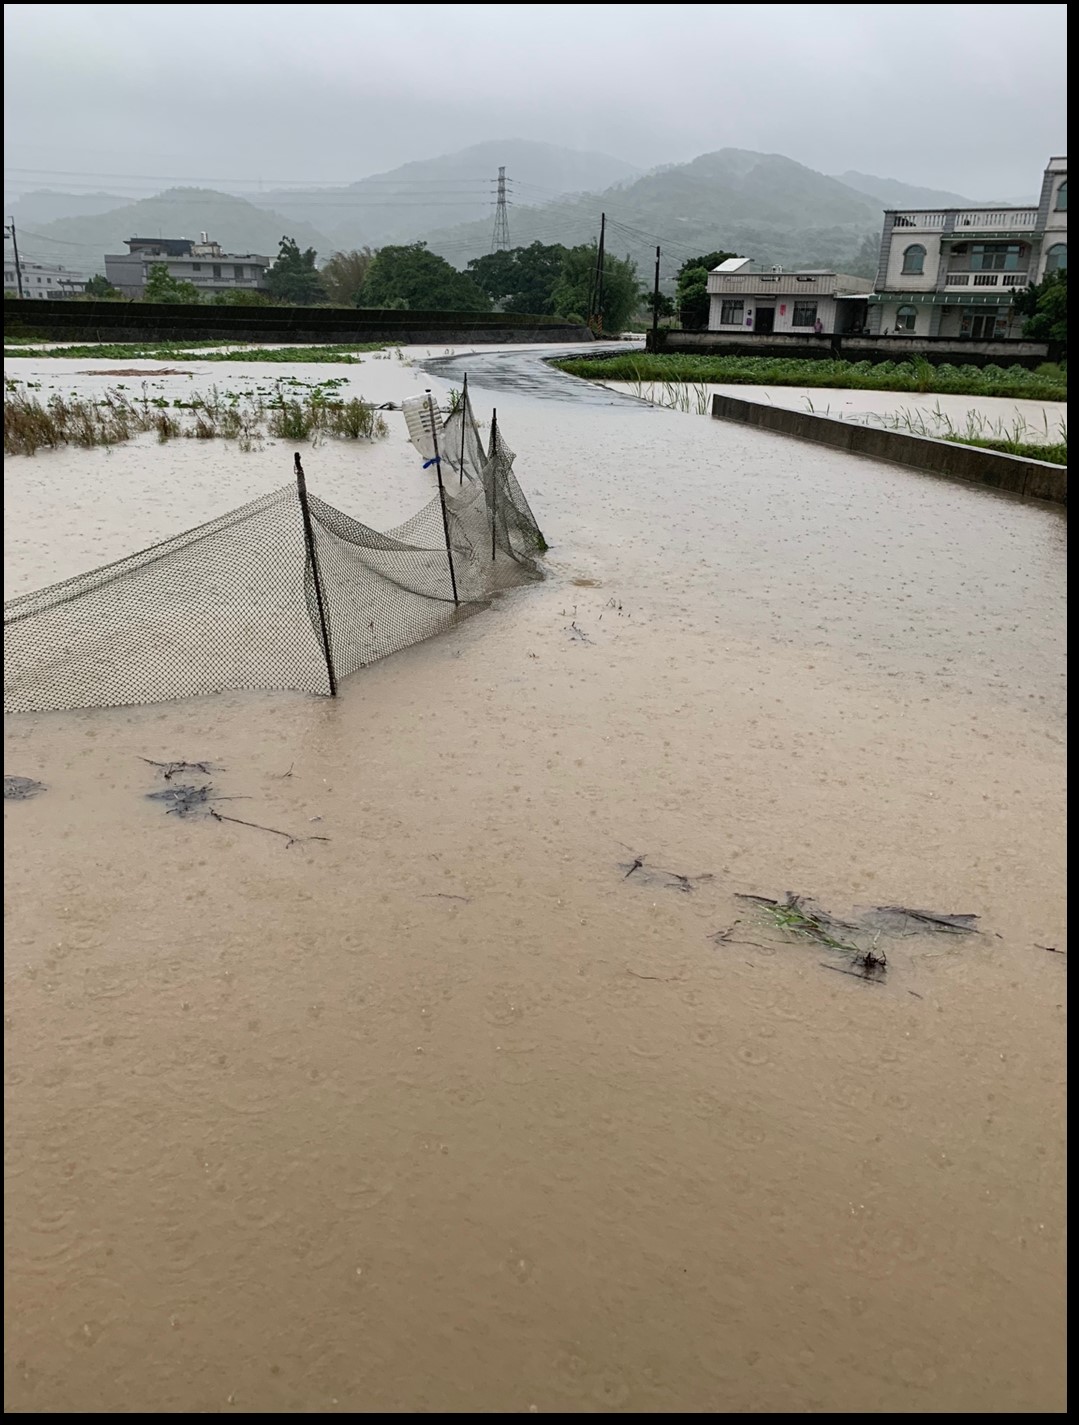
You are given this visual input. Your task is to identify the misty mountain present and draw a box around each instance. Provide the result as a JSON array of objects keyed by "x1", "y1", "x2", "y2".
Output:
[
  {"x1": 835, "y1": 170, "x2": 984, "y2": 210},
  {"x1": 422, "y1": 149, "x2": 889, "y2": 281},
  {"x1": 835, "y1": 170, "x2": 1037, "y2": 211},
  {"x1": 6, "y1": 189, "x2": 131, "y2": 228},
  {"x1": 9, "y1": 189, "x2": 334, "y2": 274},
  {"x1": 245, "y1": 140, "x2": 641, "y2": 250}
]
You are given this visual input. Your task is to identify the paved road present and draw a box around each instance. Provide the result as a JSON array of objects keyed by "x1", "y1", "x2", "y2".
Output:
[{"x1": 422, "y1": 342, "x2": 650, "y2": 406}]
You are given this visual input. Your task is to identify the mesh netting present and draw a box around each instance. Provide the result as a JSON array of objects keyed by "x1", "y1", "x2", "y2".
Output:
[{"x1": 4, "y1": 391, "x2": 545, "y2": 713}]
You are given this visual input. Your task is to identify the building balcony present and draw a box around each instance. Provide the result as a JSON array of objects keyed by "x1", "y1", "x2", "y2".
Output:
[
  {"x1": 891, "y1": 208, "x2": 1039, "y2": 235},
  {"x1": 949, "y1": 208, "x2": 1038, "y2": 231},
  {"x1": 943, "y1": 272, "x2": 1029, "y2": 289}
]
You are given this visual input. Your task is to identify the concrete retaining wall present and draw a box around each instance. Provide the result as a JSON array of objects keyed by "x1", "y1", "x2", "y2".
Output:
[
  {"x1": 3, "y1": 298, "x2": 593, "y2": 347},
  {"x1": 649, "y1": 329, "x2": 1053, "y2": 368},
  {"x1": 710, "y1": 393, "x2": 1067, "y2": 506}
]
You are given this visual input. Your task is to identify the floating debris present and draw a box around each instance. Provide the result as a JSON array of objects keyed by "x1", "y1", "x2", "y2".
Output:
[
  {"x1": 736, "y1": 893, "x2": 862, "y2": 953},
  {"x1": 566, "y1": 621, "x2": 593, "y2": 644},
  {"x1": 140, "y1": 757, "x2": 222, "y2": 781},
  {"x1": 208, "y1": 808, "x2": 330, "y2": 849},
  {"x1": 4, "y1": 776, "x2": 46, "y2": 801},
  {"x1": 619, "y1": 851, "x2": 714, "y2": 894},
  {"x1": 861, "y1": 906, "x2": 980, "y2": 936},
  {"x1": 145, "y1": 783, "x2": 218, "y2": 816}
]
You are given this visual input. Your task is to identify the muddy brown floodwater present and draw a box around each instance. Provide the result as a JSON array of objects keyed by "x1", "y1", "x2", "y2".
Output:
[{"x1": 4, "y1": 345, "x2": 1066, "y2": 1413}]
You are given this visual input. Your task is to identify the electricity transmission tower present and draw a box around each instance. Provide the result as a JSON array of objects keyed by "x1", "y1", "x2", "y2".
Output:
[{"x1": 491, "y1": 167, "x2": 511, "y2": 252}]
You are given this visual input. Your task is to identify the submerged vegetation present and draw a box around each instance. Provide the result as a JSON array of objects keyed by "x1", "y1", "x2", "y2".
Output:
[
  {"x1": 872, "y1": 404, "x2": 1066, "y2": 465},
  {"x1": 4, "y1": 377, "x2": 389, "y2": 455},
  {"x1": 555, "y1": 353, "x2": 1068, "y2": 401},
  {"x1": 4, "y1": 341, "x2": 393, "y2": 363}
]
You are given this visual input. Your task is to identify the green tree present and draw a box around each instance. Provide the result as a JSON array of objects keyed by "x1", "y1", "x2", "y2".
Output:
[
  {"x1": 85, "y1": 274, "x2": 119, "y2": 299},
  {"x1": 266, "y1": 236, "x2": 326, "y2": 305},
  {"x1": 211, "y1": 288, "x2": 273, "y2": 306},
  {"x1": 1015, "y1": 270, "x2": 1067, "y2": 347},
  {"x1": 322, "y1": 247, "x2": 377, "y2": 306},
  {"x1": 647, "y1": 290, "x2": 675, "y2": 321},
  {"x1": 143, "y1": 263, "x2": 201, "y2": 304},
  {"x1": 551, "y1": 245, "x2": 642, "y2": 333},
  {"x1": 467, "y1": 242, "x2": 569, "y2": 314},
  {"x1": 360, "y1": 242, "x2": 491, "y2": 311},
  {"x1": 676, "y1": 251, "x2": 739, "y2": 330}
]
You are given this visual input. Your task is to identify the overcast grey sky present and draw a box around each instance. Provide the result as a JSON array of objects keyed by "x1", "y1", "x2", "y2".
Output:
[{"x1": 3, "y1": 3, "x2": 1068, "y2": 197}]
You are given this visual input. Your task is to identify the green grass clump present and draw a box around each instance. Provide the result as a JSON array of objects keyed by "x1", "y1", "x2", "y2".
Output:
[
  {"x1": 943, "y1": 436, "x2": 1067, "y2": 465},
  {"x1": 554, "y1": 353, "x2": 1067, "y2": 401}
]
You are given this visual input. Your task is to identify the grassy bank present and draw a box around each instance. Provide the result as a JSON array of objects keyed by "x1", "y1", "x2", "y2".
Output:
[
  {"x1": 943, "y1": 436, "x2": 1067, "y2": 465},
  {"x1": 554, "y1": 353, "x2": 1067, "y2": 401},
  {"x1": 4, "y1": 341, "x2": 393, "y2": 363}
]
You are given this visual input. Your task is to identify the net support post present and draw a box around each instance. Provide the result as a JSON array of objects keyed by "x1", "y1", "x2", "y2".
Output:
[
  {"x1": 489, "y1": 407, "x2": 499, "y2": 562},
  {"x1": 426, "y1": 391, "x2": 460, "y2": 607},
  {"x1": 458, "y1": 371, "x2": 469, "y2": 487},
  {"x1": 294, "y1": 452, "x2": 338, "y2": 697}
]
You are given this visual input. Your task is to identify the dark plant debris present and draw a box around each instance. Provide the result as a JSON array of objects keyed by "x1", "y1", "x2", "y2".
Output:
[
  {"x1": 4, "y1": 776, "x2": 46, "y2": 801},
  {"x1": 860, "y1": 905, "x2": 980, "y2": 935},
  {"x1": 145, "y1": 783, "x2": 231, "y2": 816},
  {"x1": 141, "y1": 757, "x2": 222, "y2": 781},
  {"x1": 731, "y1": 890, "x2": 983, "y2": 990},
  {"x1": 208, "y1": 807, "x2": 330, "y2": 849},
  {"x1": 619, "y1": 851, "x2": 714, "y2": 894},
  {"x1": 566, "y1": 621, "x2": 594, "y2": 644}
]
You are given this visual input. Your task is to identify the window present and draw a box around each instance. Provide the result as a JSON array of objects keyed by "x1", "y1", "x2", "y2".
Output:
[
  {"x1": 970, "y1": 242, "x2": 1024, "y2": 271},
  {"x1": 191, "y1": 263, "x2": 202, "y2": 272},
  {"x1": 1055, "y1": 180, "x2": 1067, "y2": 211},
  {"x1": 901, "y1": 244, "x2": 926, "y2": 274},
  {"x1": 1045, "y1": 244, "x2": 1067, "y2": 273},
  {"x1": 791, "y1": 302, "x2": 817, "y2": 327},
  {"x1": 719, "y1": 299, "x2": 744, "y2": 324},
  {"x1": 234, "y1": 265, "x2": 244, "y2": 279},
  {"x1": 212, "y1": 264, "x2": 222, "y2": 279},
  {"x1": 895, "y1": 305, "x2": 917, "y2": 331}
]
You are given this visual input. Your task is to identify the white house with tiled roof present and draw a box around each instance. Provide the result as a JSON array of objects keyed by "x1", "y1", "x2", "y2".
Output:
[{"x1": 867, "y1": 156, "x2": 1066, "y2": 339}]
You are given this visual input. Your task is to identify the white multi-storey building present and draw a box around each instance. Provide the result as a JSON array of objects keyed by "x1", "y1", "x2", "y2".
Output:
[
  {"x1": 104, "y1": 233, "x2": 271, "y2": 299},
  {"x1": 867, "y1": 156, "x2": 1066, "y2": 339},
  {"x1": 4, "y1": 253, "x2": 89, "y2": 299}
]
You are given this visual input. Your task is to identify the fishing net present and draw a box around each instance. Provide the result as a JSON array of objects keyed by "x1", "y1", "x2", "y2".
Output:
[{"x1": 3, "y1": 391, "x2": 545, "y2": 713}]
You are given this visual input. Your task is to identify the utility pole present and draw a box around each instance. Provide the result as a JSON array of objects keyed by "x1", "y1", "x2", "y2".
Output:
[
  {"x1": 6, "y1": 219, "x2": 24, "y2": 298},
  {"x1": 592, "y1": 212, "x2": 606, "y2": 333},
  {"x1": 491, "y1": 166, "x2": 511, "y2": 252},
  {"x1": 651, "y1": 245, "x2": 661, "y2": 348}
]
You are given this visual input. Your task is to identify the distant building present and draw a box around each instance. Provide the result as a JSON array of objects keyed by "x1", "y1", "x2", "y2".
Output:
[
  {"x1": 104, "y1": 233, "x2": 272, "y2": 298},
  {"x1": 706, "y1": 258, "x2": 873, "y2": 336},
  {"x1": 867, "y1": 156, "x2": 1066, "y2": 338},
  {"x1": 3, "y1": 250, "x2": 89, "y2": 299},
  {"x1": 701, "y1": 156, "x2": 1066, "y2": 344}
]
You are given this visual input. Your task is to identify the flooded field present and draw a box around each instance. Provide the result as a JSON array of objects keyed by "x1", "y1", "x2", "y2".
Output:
[
  {"x1": 4, "y1": 343, "x2": 1067, "y2": 1412},
  {"x1": 600, "y1": 379, "x2": 1068, "y2": 443}
]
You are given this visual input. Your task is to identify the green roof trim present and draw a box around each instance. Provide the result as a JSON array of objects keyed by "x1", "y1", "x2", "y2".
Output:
[
  {"x1": 868, "y1": 292, "x2": 1018, "y2": 307},
  {"x1": 943, "y1": 231, "x2": 1043, "y2": 241}
]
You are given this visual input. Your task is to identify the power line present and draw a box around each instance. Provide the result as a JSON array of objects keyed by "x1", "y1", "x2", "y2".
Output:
[{"x1": 5, "y1": 164, "x2": 505, "y2": 187}]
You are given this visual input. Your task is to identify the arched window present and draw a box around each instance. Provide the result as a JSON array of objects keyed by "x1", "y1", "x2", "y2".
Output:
[
  {"x1": 901, "y1": 244, "x2": 926, "y2": 274},
  {"x1": 1054, "y1": 180, "x2": 1067, "y2": 211},
  {"x1": 1045, "y1": 244, "x2": 1067, "y2": 273},
  {"x1": 896, "y1": 305, "x2": 917, "y2": 331}
]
